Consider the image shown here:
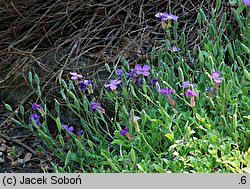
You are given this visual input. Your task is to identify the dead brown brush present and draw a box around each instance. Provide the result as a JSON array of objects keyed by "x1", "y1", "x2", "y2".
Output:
[{"x1": 0, "y1": 0, "x2": 228, "y2": 106}]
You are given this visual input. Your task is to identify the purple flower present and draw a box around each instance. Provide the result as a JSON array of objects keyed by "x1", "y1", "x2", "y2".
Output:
[
  {"x1": 205, "y1": 87, "x2": 216, "y2": 93},
  {"x1": 182, "y1": 81, "x2": 196, "y2": 89},
  {"x1": 89, "y1": 102, "x2": 105, "y2": 114},
  {"x1": 70, "y1": 72, "x2": 83, "y2": 80},
  {"x1": 120, "y1": 126, "x2": 134, "y2": 141},
  {"x1": 138, "y1": 78, "x2": 143, "y2": 85},
  {"x1": 167, "y1": 13, "x2": 179, "y2": 20},
  {"x1": 29, "y1": 113, "x2": 40, "y2": 121},
  {"x1": 129, "y1": 115, "x2": 141, "y2": 122},
  {"x1": 76, "y1": 130, "x2": 84, "y2": 136},
  {"x1": 32, "y1": 103, "x2": 38, "y2": 110},
  {"x1": 29, "y1": 113, "x2": 40, "y2": 127},
  {"x1": 182, "y1": 81, "x2": 190, "y2": 89},
  {"x1": 134, "y1": 116, "x2": 141, "y2": 121},
  {"x1": 155, "y1": 12, "x2": 179, "y2": 21},
  {"x1": 135, "y1": 64, "x2": 151, "y2": 76},
  {"x1": 120, "y1": 126, "x2": 129, "y2": 136},
  {"x1": 150, "y1": 78, "x2": 158, "y2": 84},
  {"x1": 155, "y1": 12, "x2": 169, "y2": 20},
  {"x1": 168, "y1": 46, "x2": 180, "y2": 53},
  {"x1": 244, "y1": 0, "x2": 250, "y2": 6},
  {"x1": 129, "y1": 68, "x2": 137, "y2": 77},
  {"x1": 205, "y1": 87, "x2": 210, "y2": 92},
  {"x1": 62, "y1": 123, "x2": 74, "y2": 133},
  {"x1": 185, "y1": 89, "x2": 198, "y2": 107},
  {"x1": 117, "y1": 69, "x2": 123, "y2": 76},
  {"x1": 185, "y1": 89, "x2": 199, "y2": 97},
  {"x1": 160, "y1": 86, "x2": 175, "y2": 94},
  {"x1": 78, "y1": 80, "x2": 91, "y2": 91},
  {"x1": 208, "y1": 71, "x2": 224, "y2": 84},
  {"x1": 104, "y1": 79, "x2": 122, "y2": 90},
  {"x1": 155, "y1": 81, "x2": 161, "y2": 92},
  {"x1": 32, "y1": 103, "x2": 44, "y2": 110},
  {"x1": 160, "y1": 86, "x2": 175, "y2": 106}
]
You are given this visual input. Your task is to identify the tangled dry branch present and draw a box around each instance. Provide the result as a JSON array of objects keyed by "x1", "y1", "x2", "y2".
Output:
[{"x1": 0, "y1": 0, "x2": 229, "y2": 105}]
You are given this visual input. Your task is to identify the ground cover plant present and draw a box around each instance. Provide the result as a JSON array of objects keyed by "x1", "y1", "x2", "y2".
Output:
[{"x1": 3, "y1": 0, "x2": 250, "y2": 173}]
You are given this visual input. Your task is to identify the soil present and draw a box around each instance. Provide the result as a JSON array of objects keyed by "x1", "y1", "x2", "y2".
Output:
[{"x1": 0, "y1": 104, "x2": 52, "y2": 173}]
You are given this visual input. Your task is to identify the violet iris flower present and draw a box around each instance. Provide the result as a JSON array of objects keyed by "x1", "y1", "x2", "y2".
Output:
[
  {"x1": 129, "y1": 68, "x2": 137, "y2": 77},
  {"x1": 150, "y1": 78, "x2": 158, "y2": 84},
  {"x1": 185, "y1": 89, "x2": 199, "y2": 107},
  {"x1": 244, "y1": 0, "x2": 250, "y2": 6},
  {"x1": 78, "y1": 80, "x2": 91, "y2": 91},
  {"x1": 120, "y1": 126, "x2": 134, "y2": 141},
  {"x1": 155, "y1": 81, "x2": 161, "y2": 92},
  {"x1": 182, "y1": 80, "x2": 196, "y2": 89},
  {"x1": 138, "y1": 78, "x2": 143, "y2": 85},
  {"x1": 76, "y1": 130, "x2": 84, "y2": 136},
  {"x1": 155, "y1": 12, "x2": 179, "y2": 21},
  {"x1": 208, "y1": 71, "x2": 224, "y2": 92},
  {"x1": 70, "y1": 72, "x2": 83, "y2": 80},
  {"x1": 135, "y1": 64, "x2": 150, "y2": 76},
  {"x1": 31, "y1": 102, "x2": 46, "y2": 117},
  {"x1": 29, "y1": 113, "x2": 40, "y2": 127},
  {"x1": 120, "y1": 126, "x2": 129, "y2": 136},
  {"x1": 117, "y1": 69, "x2": 123, "y2": 76},
  {"x1": 104, "y1": 79, "x2": 122, "y2": 90},
  {"x1": 182, "y1": 81, "x2": 190, "y2": 89},
  {"x1": 32, "y1": 103, "x2": 43, "y2": 110},
  {"x1": 62, "y1": 123, "x2": 74, "y2": 133},
  {"x1": 208, "y1": 71, "x2": 224, "y2": 84},
  {"x1": 89, "y1": 102, "x2": 105, "y2": 114},
  {"x1": 160, "y1": 87, "x2": 175, "y2": 94},
  {"x1": 160, "y1": 86, "x2": 175, "y2": 106},
  {"x1": 168, "y1": 46, "x2": 180, "y2": 53},
  {"x1": 185, "y1": 89, "x2": 199, "y2": 97}
]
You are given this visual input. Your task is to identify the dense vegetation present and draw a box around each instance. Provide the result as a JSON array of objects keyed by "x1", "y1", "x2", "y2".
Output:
[{"x1": 4, "y1": 0, "x2": 250, "y2": 172}]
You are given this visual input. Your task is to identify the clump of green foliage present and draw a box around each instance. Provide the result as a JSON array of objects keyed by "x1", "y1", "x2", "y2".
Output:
[{"x1": 4, "y1": 0, "x2": 250, "y2": 173}]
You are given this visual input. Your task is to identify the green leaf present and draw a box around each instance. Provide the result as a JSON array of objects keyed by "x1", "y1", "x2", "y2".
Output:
[
  {"x1": 141, "y1": 109, "x2": 146, "y2": 125},
  {"x1": 101, "y1": 149, "x2": 110, "y2": 159},
  {"x1": 232, "y1": 113, "x2": 238, "y2": 130},
  {"x1": 198, "y1": 12, "x2": 202, "y2": 27},
  {"x1": 74, "y1": 98, "x2": 80, "y2": 111},
  {"x1": 199, "y1": 9, "x2": 207, "y2": 22},
  {"x1": 19, "y1": 105, "x2": 24, "y2": 115},
  {"x1": 105, "y1": 159, "x2": 119, "y2": 172},
  {"x1": 28, "y1": 71, "x2": 33, "y2": 85},
  {"x1": 181, "y1": 32, "x2": 185, "y2": 52},
  {"x1": 64, "y1": 150, "x2": 71, "y2": 167},
  {"x1": 165, "y1": 133, "x2": 174, "y2": 142},
  {"x1": 4, "y1": 103, "x2": 13, "y2": 111},
  {"x1": 59, "y1": 135, "x2": 65, "y2": 148},
  {"x1": 244, "y1": 69, "x2": 250, "y2": 81},
  {"x1": 241, "y1": 42, "x2": 250, "y2": 56},
  {"x1": 11, "y1": 118, "x2": 23, "y2": 126},
  {"x1": 34, "y1": 73, "x2": 40, "y2": 85},
  {"x1": 151, "y1": 47, "x2": 156, "y2": 63},
  {"x1": 104, "y1": 63, "x2": 111, "y2": 73},
  {"x1": 121, "y1": 57, "x2": 130, "y2": 71},
  {"x1": 75, "y1": 138, "x2": 85, "y2": 150},
  {"x1": 54, "y1": 99, "x2": 60, "y2": 113},
  {"x1": 216, "y1": 0, "x2": 221, "y2": 12},
  {"x1": 55, "y1": 117, "x2": 62, "y2": 133},
  {"x1": 178, "y1": 67, "x2": 184, "y2": 82},
  {"x1": 130, "y1": 148, "x2": 136, "y2": 163},
  {"x1": 165, "y1": 52, "x2": 174, "y2": 65}
]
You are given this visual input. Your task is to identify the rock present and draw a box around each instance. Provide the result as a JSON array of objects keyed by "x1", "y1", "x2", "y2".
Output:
[
  {"x1": 0, "y1": 157, "x2": 5, "y2": 163},
  {"x1": 0, "y1": 146, "x2": 6, "y2": 152}
]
